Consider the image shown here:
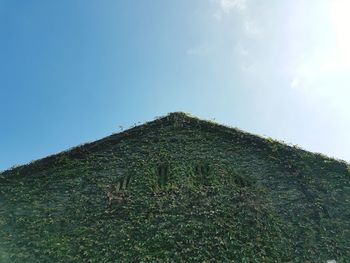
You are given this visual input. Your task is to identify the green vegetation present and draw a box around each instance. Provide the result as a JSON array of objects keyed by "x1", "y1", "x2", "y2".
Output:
[{"x1": 0, "y1": 112, "x2": 349, "y2": 262}]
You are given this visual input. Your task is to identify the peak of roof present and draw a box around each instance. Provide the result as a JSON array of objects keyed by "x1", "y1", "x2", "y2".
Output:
[
  {"x1": 1, "y1": 112, "x2": 347, "y2": 176},
  {"x1": 165, "y1": 112, "x2": 194, "y2": 120},
  {"x1": 167, "y1": 112, "x2": 192, "y2": 117}
]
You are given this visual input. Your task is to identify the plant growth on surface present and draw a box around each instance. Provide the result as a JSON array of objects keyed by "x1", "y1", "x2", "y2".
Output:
[{"x1": 0, "y1": 112, "x2": 349, "y2": 263}]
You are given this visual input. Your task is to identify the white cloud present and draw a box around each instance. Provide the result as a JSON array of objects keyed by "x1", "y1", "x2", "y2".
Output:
[
  {"x1": 212, "y1": 0, "x2": 261, "y2": 39},
  {"x1": 233, "y1": 42, "x2": 257, "y2": 73},
  {"x1": 219, "y1": 0, "x2": 246, "y2": 13},
  {"x1": 213, "y1": 0, "x2": 247, "y2": 20},
  {"x1": 243, "y1": 20, "x2": 262, "y2": 38}
]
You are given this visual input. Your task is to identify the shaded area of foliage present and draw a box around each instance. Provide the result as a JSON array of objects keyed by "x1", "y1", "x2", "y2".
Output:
[{"x1": 0, "y1": 112, "x2": 349, "y2": 262}]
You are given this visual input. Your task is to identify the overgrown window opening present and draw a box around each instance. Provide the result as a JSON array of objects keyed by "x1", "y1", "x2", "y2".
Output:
[
  {"x1": 195, "y1": 162, "x2": 211, "y2": 184},
  {"x1": 121, "y1": 176, "x2": 130, "y2": 190},
  {"x1": 114, "y1": 175, "x2": 131, "y2": 193},
  {"x1": 106, "y1": 176, "x2": 131, "y2": 205},
  {"x1": 157, "y1": 164, "x2": 169, "y2": 187},
  {"x1": 115, "y1": 181, "x2": 121, "y2": 192}
]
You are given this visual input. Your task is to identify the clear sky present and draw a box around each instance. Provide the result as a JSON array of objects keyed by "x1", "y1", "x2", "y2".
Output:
[{"x1": 1, "y1": 0, "x2": 350, "y2": 171}]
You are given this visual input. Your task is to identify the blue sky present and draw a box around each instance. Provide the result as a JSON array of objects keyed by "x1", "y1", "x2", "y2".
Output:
[{"x1": 1, "y1": 0, "x2": 350, "y2": 171}]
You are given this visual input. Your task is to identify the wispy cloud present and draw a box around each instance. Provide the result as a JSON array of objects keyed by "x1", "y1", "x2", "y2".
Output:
[
  {"x1": 218, "y1": 0, "x2": 246, "y2": 13},
  {"x1": 212, "y1": 0, "x2": 262, "y2": 39},
  {"x1": 243, "y1": 20, "x2": 262, "y2": 39},
  {"x1": 234, "y1": 42, "x2": 256, "y2": 73},
  {"x1": 213, "y1": 0, "x2": 247, "y2": 20}
]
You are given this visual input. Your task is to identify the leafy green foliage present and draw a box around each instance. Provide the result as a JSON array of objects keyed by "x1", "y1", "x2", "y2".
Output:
[{"x1": 0, "y1": 112, "x2": 349, "y2": 262}]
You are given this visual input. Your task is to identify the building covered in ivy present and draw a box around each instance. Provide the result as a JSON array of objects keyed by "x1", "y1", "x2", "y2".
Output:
[{"x1": 0, "y1": 112, "x2": 349, "y2": 262}]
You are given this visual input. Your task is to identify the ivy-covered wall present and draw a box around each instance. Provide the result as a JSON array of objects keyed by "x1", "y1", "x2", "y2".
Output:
[{"x1": 0, "y1": 113, "x2": 349, "y2": 262}]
